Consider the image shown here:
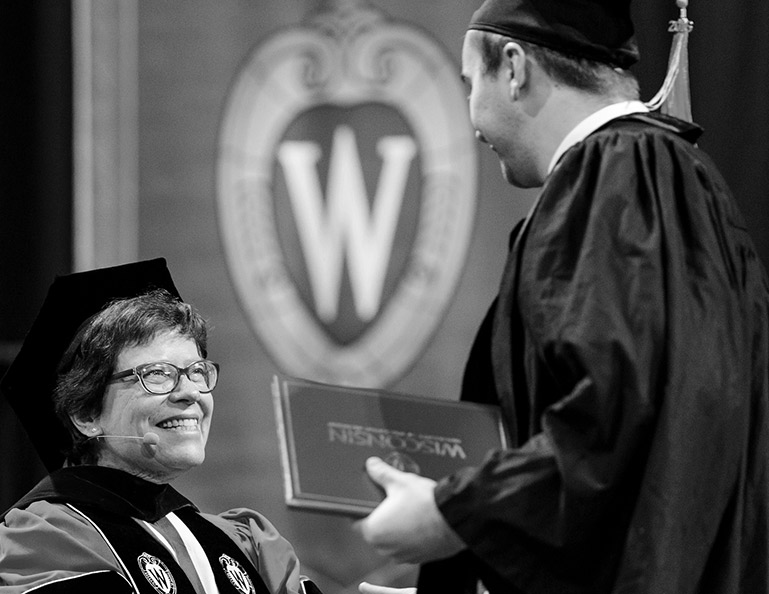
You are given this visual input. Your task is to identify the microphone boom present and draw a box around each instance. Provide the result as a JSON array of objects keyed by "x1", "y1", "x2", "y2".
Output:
[{"x1": 91, "y1": 432, "x2": 160, "y2": 446}]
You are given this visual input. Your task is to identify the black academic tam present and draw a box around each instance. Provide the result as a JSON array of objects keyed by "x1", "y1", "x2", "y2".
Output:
[{"x1": 0, "y1": 258, "x2": 181, "y2": 472}]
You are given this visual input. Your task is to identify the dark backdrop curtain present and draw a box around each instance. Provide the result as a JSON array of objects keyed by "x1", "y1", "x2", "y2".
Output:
[
  {"x1": 0, "y1": 1, "x2": 767, "y2": 514},
  {"x1": 632, "y1": 2, "x2": 769, "y2": 261},
  {"x1": 0, "y1": 1, "x2": 72, "y2": 511}
]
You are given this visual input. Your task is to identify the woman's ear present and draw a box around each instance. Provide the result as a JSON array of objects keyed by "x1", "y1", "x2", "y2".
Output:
[{"x1": 70, "y1": 414, "x2": 99, "y2": 438}]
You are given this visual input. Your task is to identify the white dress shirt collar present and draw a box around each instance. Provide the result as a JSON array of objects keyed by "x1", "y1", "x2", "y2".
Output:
[{"x1": 546, "y1": 100, "x2": 649, "y2": 175}]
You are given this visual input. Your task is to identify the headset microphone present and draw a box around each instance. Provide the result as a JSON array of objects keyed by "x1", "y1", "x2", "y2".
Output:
[
  {"x1": 90, "y1": 432, "x2": 160, "y2": 446},
  {"x1": 142, "y1": 432, "x2": 160, "y2": 446}
]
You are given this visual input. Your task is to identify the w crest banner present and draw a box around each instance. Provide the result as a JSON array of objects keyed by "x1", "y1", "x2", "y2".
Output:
[{"x1": 216, "y1": 0, "x2": 477, "y2": 386}]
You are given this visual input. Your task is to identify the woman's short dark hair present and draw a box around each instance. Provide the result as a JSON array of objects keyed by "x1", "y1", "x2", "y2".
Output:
[
  {"x1": 478, "y1": 31, "x2": 639, "y2": 99},
  {"x1": 53, "y1": 288, "x2": 209, "y2": 465}
]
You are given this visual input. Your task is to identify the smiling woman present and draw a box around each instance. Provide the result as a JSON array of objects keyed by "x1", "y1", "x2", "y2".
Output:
[
  {"x1": 52, "y1": 288, "x2": 215, "y2": 483},
  {"x1": 0, "y1": 259, "x2": 321, "y2": 594},
  {"x1": 72, "y1": 326, "x2": 214, "y2": 484}
]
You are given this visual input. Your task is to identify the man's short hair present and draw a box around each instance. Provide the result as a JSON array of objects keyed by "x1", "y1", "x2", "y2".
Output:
[{"x1": 478, "y1": 31, "x2": 639, "y2": 100}]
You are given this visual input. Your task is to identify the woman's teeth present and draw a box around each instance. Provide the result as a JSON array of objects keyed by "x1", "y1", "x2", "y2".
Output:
[{"x1": 158, "y1": 418, "x2": 198, "y2": 430}]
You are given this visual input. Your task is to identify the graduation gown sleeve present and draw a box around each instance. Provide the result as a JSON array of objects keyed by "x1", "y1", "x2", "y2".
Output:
[{"x1": 205, "y1": 508, "x2": 301, "y2": 594}]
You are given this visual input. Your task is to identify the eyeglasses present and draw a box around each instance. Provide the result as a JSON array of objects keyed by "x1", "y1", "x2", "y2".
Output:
[{"x1": 109, "y1": 360, "x2": 220, "y2": 395}]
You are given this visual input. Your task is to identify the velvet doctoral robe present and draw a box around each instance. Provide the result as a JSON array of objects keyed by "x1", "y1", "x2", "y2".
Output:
[{"x1": 0, "y1": 466, "x2": 302, "y2": 594}]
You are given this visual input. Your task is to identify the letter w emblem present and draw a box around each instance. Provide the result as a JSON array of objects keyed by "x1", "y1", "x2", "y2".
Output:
[{"x1": 278, "y1": 125, "x2": 417, "y2": 323}]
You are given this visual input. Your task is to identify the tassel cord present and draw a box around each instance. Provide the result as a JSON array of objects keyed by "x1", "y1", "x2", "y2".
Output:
[{"x1": 643, "y1": 16, "x2": 693, "y2": 112}]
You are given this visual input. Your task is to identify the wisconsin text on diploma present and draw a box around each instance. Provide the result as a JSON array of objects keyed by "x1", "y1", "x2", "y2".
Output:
[{"x1": 327, "y1": 422, "x2": 467, "y2": 458}]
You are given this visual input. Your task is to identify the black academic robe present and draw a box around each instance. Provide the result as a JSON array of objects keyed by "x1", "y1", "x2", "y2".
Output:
[
  {"x1": 420, "y1": 113, "x2": 769, "y2": 594},
  {"x1": 0, "y1": 466, "x2": 303, "y2": 594}
]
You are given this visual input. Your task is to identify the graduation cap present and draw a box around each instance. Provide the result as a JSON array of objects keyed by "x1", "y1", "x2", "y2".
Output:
[
  {"x1": 468, "y1": 0, "x2": 639, "y2": 69},
  {"x1": 0, "y1": 258, "x2": 181, "y2": 472}
]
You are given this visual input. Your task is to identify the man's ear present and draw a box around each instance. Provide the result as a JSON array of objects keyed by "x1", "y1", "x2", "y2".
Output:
[{"x1": 502, "y1": 41, "x2": 528, "y2": 98}]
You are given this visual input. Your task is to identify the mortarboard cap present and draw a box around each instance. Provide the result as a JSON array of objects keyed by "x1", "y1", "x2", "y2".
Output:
[
  {"x1": 468, "y1": 0, "x2": 639, "y2": 69},
  {"x1": 0, "y1": 258, "x2": 181, "y2": 472}
]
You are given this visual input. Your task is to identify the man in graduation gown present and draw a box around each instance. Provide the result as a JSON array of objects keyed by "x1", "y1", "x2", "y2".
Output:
[{"x1": 356, "y1": 1, "x2": 769, "y2": 593}]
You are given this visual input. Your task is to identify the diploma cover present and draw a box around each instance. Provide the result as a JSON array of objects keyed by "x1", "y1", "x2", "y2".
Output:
[{"x1": 272, "y1": 375, "x2": 508, "y2": 516}]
